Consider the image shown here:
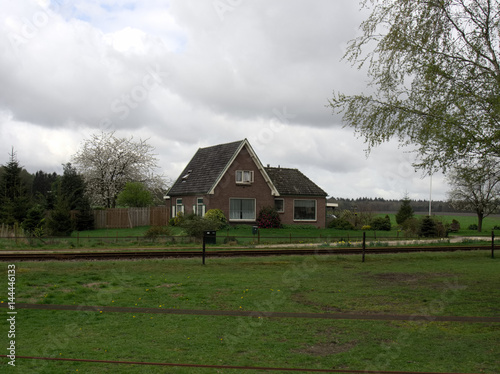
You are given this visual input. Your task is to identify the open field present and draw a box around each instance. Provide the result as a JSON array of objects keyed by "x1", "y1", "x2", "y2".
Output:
[{"x1": 1, "y1": 251, "x2": 498, "y2": 373}]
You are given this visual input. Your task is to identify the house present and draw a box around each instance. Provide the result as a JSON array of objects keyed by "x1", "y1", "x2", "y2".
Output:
[{"x1": 166, "y1": 139, "x2": 328, "y2": 227}]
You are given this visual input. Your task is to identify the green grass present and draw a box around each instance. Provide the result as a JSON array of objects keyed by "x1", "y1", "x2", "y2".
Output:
[{"x1": 1, "y1": 251, "x2": 498, "y2": 373}]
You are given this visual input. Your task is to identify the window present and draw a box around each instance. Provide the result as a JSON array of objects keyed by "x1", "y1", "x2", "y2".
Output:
[
  {"x1": 236, "y1": 170, "x2": 254, "y2": 184},
  {"x1": 229, "y1": 198, "x2": 256, "y2": 221},
  {"x1": 275, "y1": 199, "x2": 284, "y2": 213},
  {"x1": 194, "y1": 197, "x2": 205, "y2": 217},
  {"x1": 294, "y1": 200, "x2": 316, "y2": 221},
  {"x1": 173, "y1": 198, "x2": 184, "y2": 217}
]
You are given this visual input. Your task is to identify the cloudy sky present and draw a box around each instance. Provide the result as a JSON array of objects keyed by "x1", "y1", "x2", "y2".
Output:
[{"x1": 0, "y1": 0, "x2": 448, "y2": 201}]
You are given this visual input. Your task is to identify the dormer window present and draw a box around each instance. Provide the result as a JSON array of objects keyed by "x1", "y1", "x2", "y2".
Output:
[
  {"x1": 236, "y1": 170, "x2": 254, "y2": 184},
  {"x1": 182, "y1": 170, "x2": 192, "y2": 182}
]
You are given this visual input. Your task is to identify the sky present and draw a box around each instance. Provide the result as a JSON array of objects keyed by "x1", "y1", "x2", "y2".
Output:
[{"x1": 0, "y1": 0, "x2": 448, "y2": 201}]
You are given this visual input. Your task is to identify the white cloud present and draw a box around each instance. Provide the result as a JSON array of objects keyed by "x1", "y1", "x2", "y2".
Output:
[{"x1": 0, "y1": 0, "x2": 450, "y2": 200}]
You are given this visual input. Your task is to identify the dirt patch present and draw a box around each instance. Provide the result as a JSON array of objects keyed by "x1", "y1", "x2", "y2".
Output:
[
  {"x1": 295, "y1": 339, "x2": 358, "y2": 356},
  {"x1": 362, "y1": 272, "x2": 455, "y2": 287},
  {"x1": 156, "y1": 283, "x2": 177, "y2": 288},
  {"x1": 82, "y1": 282, "x2": 109, "y2": 289}
]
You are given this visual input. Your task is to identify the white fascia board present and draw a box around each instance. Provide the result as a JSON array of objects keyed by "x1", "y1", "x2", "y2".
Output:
[{"x1": 208, "y1": 139, "x2": 280, "y2": 196}]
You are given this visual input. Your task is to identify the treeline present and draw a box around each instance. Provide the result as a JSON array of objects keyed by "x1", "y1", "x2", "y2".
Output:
[
  {"x1": 0, "y1": 152, "x2": 94, "y2": 236},
  {"x1": 329, "y1": 197, "x2": 471, "y2": 213}
]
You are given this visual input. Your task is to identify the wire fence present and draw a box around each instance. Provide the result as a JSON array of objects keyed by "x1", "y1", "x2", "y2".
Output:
[
  {"x1": 0, "y1": 231, "x2": 436, "y2": 249},
  {"x1": 0, "y1": 230, "x2": 493, "y2": 251}
]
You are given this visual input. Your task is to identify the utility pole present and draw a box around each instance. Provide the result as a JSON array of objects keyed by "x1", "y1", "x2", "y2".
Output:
[{"x1": 428, "y1": 174, "x2": 432, "y2": 216}]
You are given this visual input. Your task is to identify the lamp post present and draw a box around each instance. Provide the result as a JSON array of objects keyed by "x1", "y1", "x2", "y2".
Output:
[{"x1": 428, "y1": 174, "x2": 432, "y2": 216}]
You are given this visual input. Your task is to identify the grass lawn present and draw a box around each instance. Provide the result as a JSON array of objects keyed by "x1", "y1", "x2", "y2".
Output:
[{"x1": 1, "y1": 251, "x2": 498, "y2": 373}]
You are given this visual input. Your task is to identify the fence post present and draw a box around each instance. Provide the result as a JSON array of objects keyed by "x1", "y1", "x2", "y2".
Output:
[
  {"x1": 492, "y1": 231, "x2": 495, "y2": 259},
  {"x1": 362, "y1": 231, "x2": 366, "y2": 263},
  {"x1": 202, "y1": 234, "x2": 206, "y2": 265}
]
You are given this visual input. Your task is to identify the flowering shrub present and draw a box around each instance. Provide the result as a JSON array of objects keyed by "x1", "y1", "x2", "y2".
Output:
[
  {"x1": 204, "y1": 209, "x2": 227, "y2": 228},
  {"x1": 256, "y1": 206, "x2": 281, "y2": 228}
]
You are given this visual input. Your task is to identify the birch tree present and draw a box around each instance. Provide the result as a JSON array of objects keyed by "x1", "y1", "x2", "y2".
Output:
[
  {"x1": 329, "y1": 0, "x2": 500, "y2": 172},
  {"x1": 447, "y1": 159, "x2": 500, "y2": 232},
  {"x1": 72, "y1": 132, "x2": 165, "y2": 208}
]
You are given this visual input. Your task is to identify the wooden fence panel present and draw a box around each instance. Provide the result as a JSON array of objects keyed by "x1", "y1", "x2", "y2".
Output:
[
  {"x1": 93, "y1": 210, "x2": 107, "y2": 229},
  {"x1": 92, "y1": 207, "x2": 170, "y2": 229},
  {"x1": 129, "y1": 208, "x2": 150, "y2": 227},
  {"x1": 107, "y1": 209, "x2": 130, "y2": 228},
  {"x1": 150, "y1": 206, "x2": 169, "y2": 226}
]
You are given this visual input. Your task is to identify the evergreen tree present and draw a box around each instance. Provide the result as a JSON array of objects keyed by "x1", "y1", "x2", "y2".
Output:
[
  {"x1": 0, "y1": 149, "x2": 31, "y2": 225},
  {"x1": 22, "y1": 205, "x2": 45, "y2": 237},
  {"x1": 395, "y1": 195, "x2": 414, "y2": 225},
  {"x1": 46, "y1": 184, "x2": 74, "y2": 236},
  {"x1": 420, "y1": 217, "x2": 438, "y2": 238},
  {"x1": 60, "y1": 163, "x2": 94, "y2": 231},
  {"x1": 32, "y1": 170, "x2": 58, "y2": 209}
]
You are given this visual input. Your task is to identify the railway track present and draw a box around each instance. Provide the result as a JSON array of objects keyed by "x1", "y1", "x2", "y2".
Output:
[{"x1": 0, "y1": 244, "x2": 492, "y2": 261}]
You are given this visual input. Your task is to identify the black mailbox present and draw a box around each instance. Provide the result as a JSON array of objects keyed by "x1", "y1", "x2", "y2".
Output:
[
  {"x1": 204, "y1": 231, "x2": 217, "y2": 244},
  {"x1": 252, "y1": 226, "x2": 259, "y2": 235}
]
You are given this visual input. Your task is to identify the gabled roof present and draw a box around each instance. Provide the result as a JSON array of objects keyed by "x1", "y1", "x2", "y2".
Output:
[
  {"x1": 168, "y1": 140, "x2": 243, "y2": 196},
  {"x1": 167, "y1": 139, "x2": 328, "y2": 198},
  {"x1": 265, "y1": 167, "x2": 328, "y2": 196},
  {"x1": 168, "y1": 139, "x2": 278, "y2": 196}
]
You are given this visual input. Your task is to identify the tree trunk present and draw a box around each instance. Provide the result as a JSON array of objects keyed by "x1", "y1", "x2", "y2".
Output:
[{"x1": 477, "y1": 212, "x2": 484, "y2": 232}]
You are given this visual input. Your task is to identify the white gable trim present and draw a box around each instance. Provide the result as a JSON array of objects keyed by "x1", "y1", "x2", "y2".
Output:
[{"x1": 207, "y1": 139, "x2": 280, "y2": 196}]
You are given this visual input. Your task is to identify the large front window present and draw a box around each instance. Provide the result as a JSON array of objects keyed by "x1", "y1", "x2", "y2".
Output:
[
  {"x1": 294, "y1": 199, "x2": 316, "y2": 221},
  {"x1": 229, "y1": 198, "x2": 256, "y2": 221}
]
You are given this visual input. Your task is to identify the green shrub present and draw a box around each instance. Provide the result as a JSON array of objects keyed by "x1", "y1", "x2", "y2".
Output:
[
  {"x1": 180, "y1": 215, "x2": 219, "y2": 239},
  {"x1": 204, "y1": 209, "x2": 228, "y2": 229},
  {"x1": 328, "y1": 218, "x2": 355, "y2": 230},
  {"x1": 144, "y1": 226, "x2": 170, "y2": 241},
  {"x1": 468, "y1": 223, "x2": 478, "y2": 230},
  {"x1": 401, "y1": 217, "x2": 420, "y2": 236},
  {"x1": 170, "y1": 212, "x2": 185, "y2": 226},
  {"x1": 256, "y1": 206, "x2": 281, "y2": 228},
  {"x1": 449, "y1": 219, "x2": 461, "y2": 232},
  {"x1": 370, "y1": 215, "x2": 392, "y2": 231}
]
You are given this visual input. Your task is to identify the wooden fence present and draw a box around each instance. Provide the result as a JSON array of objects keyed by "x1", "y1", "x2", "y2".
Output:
[{"x1": 93, "y1": 207, "x2": 170, "y2": 229}]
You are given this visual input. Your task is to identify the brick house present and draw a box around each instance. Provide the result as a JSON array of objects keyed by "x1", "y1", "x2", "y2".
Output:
[{"x1": 166, "y1": 139, "x2": 328, "y2": 227}]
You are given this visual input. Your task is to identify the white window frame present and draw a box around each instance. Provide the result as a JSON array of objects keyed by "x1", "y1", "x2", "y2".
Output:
[
  {"x1": 236, "y1": 170, "x2": 254, "y2": 184},
  {"x1": 229, "y1": 198, "x2": 256, "y2": 221},
  {"x1": 293, "y1": 199, "x2": 317, "y2": 221},
  {"x1": 275, "y1": 198, "x2": 284, "y2": 213},
  {"x1": 194, "y1": 197, "x2": 206, "y2": 217},
  {"x1": 173, "y1": 198, "x2": 184, "y2": 217}
]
